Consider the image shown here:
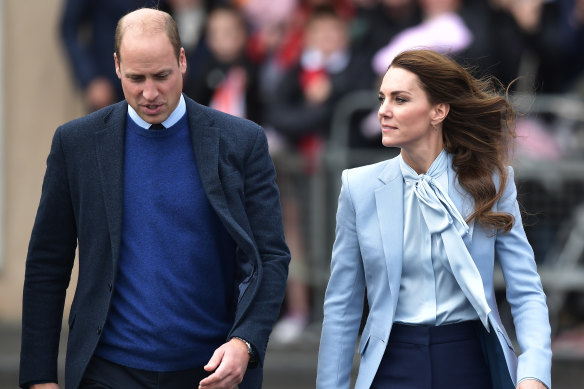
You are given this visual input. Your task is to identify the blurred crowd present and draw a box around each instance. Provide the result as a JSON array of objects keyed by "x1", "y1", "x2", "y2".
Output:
[
  {"x1": 60, "y1": 0, "x2": 584, "y2": 120},
  {"x1": 58, "y1": 0, "x2": 584, "y2": 348}
]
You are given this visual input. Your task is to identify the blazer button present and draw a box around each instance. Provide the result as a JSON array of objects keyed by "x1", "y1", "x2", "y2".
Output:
[
  {"x1": 97, "y1": 326, "x2": 102, "y2": 335},
  {"x1": 108, "y1": 282, "x2": 113, "y2": 292}
]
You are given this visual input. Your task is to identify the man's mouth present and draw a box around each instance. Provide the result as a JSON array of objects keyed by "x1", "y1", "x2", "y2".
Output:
[{"x1": 142, "y1": 104, "x2": 163, "y2": 114}]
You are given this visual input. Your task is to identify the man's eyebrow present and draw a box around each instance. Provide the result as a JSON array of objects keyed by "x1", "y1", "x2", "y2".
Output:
[
  {"x1": 123, "y1": 69, "x2": 173, "y2": 77},
  {"x1": 123, "y1": 71, "x2": 143, "y2": 77}
]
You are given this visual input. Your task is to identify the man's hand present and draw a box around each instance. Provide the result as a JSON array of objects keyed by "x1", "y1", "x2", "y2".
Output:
[
  {"x1": 30, "y1": 384, "x2": 59, "y2": 389},
  {"x1": 198, "y1": 338, "x2": 250, "y2": 389},
  {"x1": 517, "y1": 379, "x2": 547, "y2": 389}
]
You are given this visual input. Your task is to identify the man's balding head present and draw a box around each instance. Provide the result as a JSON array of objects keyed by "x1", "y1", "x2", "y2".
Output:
[
  {"x1": 115, "y1": 8, "x2": 182, "y2": 64},
  {"x1": 113, "y1": 7, "x2": 187, "y2": 124}
]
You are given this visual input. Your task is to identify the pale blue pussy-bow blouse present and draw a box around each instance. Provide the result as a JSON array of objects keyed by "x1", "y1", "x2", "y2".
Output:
[{"x1": 394, "y1": 149, "x2": 491, "y2": 327}]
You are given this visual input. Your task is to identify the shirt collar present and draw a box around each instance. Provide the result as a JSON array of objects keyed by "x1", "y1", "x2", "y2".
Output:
[{"x1": 127, "y1": 94, "x2": 186, "y2": 129}]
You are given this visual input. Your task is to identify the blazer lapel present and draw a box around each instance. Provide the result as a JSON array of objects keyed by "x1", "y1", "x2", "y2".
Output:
[
  {"x1": 95, "y1": 102, "x2": 127, "y2": 270},
  {"x1": 374, "y1": 159, "x2": 404, "y2": 302},
  {"x1": 185, "y1": 98, "x2": 233, "y2": 230}
]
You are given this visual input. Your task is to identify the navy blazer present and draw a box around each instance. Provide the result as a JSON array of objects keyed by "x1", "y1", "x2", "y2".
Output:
[{"x1": 20, "y1": 96, "x2": 290, "y2": 389}]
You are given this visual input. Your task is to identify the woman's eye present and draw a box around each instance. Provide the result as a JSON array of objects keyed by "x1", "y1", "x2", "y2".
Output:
[
  {"x1": 396, "y1": 97, "x2": 407, "y2": 103},
  {"x1": 378, "y1": 96, "x2": 385, "y2": 104}
]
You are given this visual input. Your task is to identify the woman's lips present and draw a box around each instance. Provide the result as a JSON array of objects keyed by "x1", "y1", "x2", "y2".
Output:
[{"x1": 382, "y1": 124, "x2": 398, "y2": 131}]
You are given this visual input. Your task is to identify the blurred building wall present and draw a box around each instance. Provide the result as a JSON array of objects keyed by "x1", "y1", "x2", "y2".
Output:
[{"x1": 0, "y1": 0, "x2": 84, "y2": 324}]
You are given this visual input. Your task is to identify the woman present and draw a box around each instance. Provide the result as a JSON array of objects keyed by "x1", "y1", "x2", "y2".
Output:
[{"x1": 316, "y1": 49, "x2": 551, "y2": 389}]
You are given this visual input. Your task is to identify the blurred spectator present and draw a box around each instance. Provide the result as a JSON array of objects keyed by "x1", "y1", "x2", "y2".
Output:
[
  {"x1": 242, "y1": 0, "x2": 355, "y2": 125},
  {"x1": 166, "y1": 0, "x2": 218, "y2": 86},
  {"x1": 167, "y1": 0, "x2": 208, "y2": 51},
  {"x1": 242, "y1": 0, "x2": 303, "y2": 78},
  {"x1": 183, "y1": 4, "x2": 260, "y2": 121},
  {"x1": 547, "y1": 0, "x2": 584, "y2": 356},
  {"x1": 487, "y1": 0, "x2": 572, "y2": 93},
  {"x1": 240, "y1": 0, "x2": 303, "y2": 134},
  {"x1": 372, "y1": 0, "x2": 491, "y2": 76},
  {"x1": 349, "y1": 0, "x2": 421, "y2": 60},
  {"x1": 265, "y1": 6, "x2": 372, "y2": 145},
  {"x1": 242, "y1": 0, "x2": 353, "y2": 69},
  {"x1": 563, "y1": 0, "x2": 584, "y2": 95},
  {"x1": 60, "y1": 0, "x2": 169, "y2": 111},
  {"x1": 266, "y1": 6, "x2": 374, "y2": 344}
]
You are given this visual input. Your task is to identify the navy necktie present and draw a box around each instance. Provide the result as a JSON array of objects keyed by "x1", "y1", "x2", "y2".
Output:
[{"x1": 150, "y1": 123, "x2": 165, "y2": 130}]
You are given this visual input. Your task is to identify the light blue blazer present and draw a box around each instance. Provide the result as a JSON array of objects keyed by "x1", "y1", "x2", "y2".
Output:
[{"x1": 317, "y1": 155, "x2": 552, "y2": 389}]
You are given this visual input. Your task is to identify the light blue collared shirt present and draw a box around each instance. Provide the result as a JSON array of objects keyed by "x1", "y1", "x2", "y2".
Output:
[
  {"x1": 394, "y1": 150, "x2": 478, "y2": 325},
  {"x1": 127, "y1": 94, "x2": 186, "y2": 129}
]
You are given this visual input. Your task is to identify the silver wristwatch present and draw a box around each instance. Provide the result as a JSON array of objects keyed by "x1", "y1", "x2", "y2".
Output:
[{"x1": 233, "y1": 337, "x2": 256, "y2": 363}]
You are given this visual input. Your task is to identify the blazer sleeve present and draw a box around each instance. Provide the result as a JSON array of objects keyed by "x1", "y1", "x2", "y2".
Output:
[
  {"x1": 317, "y1": 169, "x2": 366, "y2": 389},
  {"x1": 20, "y1": 127, "x2": 78, "y2": 387},
  {"x1": 495, "y1": 167, "x2": 552, "y2": 388},
  {"x1": 228, "y1": 126, "x2": 291, "y2": 367}
]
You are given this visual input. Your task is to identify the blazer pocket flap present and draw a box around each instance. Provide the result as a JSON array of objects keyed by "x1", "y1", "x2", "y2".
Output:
[
  {"x1": 359, "y1": 326, "x2": 385, "y2": 355},
  {"x1": 497, "y1": 328, "x2": 515, "y2": 352},
  {"x1": 359, "y1": 332, "x2": 370, "y2": 355}
]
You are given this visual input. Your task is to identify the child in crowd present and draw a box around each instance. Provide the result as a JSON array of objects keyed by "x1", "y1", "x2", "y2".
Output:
[{"x1": 183, "y1": 5, "x2": 260, "y2": 121}]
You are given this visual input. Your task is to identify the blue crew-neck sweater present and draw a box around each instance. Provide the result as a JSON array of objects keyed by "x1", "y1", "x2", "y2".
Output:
[{"x1": 95, "y1": 114, "x2": 236, "y2": 371}]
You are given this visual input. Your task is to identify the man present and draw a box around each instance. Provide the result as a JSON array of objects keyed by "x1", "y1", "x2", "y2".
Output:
[{"x1": 20, "y1": 8, "x2": 290, "y2": 389}]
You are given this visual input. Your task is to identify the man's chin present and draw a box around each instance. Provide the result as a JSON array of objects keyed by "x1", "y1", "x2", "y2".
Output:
[{"x1": 139, "y1": 113, "x2": 168, "y2": 124}]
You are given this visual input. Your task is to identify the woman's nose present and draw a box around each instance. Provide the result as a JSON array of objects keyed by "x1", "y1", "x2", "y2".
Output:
[{"x1": 378, "y1": 101, "x2": 392, "y2": 117}]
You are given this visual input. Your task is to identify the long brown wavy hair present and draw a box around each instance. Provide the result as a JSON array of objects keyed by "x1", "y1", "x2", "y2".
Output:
[{"x1": 390, "y1": 49, "x2": 516, "y2": 232}]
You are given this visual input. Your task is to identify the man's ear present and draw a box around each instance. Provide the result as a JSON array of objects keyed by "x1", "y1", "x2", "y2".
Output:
[
  {"x1": 114, "y1": 53, "x2": 121, "y2": 79},
  {"x1": 179, "y1": 47, "x2": 187, "y2": 75},
  {"x1": 432, "y1": 103, "x2": 450, "y2": 125}
]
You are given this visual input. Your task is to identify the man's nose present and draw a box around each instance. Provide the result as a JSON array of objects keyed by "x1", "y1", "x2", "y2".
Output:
[{"x1": 142, "y1": 80, "x2": 159, "y2": 100}]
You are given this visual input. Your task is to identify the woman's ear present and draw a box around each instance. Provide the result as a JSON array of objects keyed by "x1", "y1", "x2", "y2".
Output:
[{"x1": 432, "y1": 103, "x2": 450, "y2": 125}]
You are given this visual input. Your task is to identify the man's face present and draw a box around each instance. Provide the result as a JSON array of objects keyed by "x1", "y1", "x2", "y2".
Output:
[{"x1": 115, "y1": 30, "x2": 186, "y2": 124}]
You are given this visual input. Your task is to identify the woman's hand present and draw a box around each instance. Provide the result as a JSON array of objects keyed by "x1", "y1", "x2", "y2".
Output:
[{"x1": 517, "y1": 379, "x2": 547, "y2": 389}]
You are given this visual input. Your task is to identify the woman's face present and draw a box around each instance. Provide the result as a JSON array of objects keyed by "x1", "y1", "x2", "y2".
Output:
[{"x1": 377, "y1": 66, "x2": 443, "y2": 153}]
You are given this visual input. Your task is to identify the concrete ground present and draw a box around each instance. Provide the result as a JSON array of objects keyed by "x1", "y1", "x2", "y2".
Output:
[{"x1": 2, "y1": 323, "x2": 583, "y2": 389}]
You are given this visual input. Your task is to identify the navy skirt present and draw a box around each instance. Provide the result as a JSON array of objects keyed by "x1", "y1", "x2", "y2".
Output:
[{"x1": 371, "y1": 321, "x2": 493, "y2": 389}]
